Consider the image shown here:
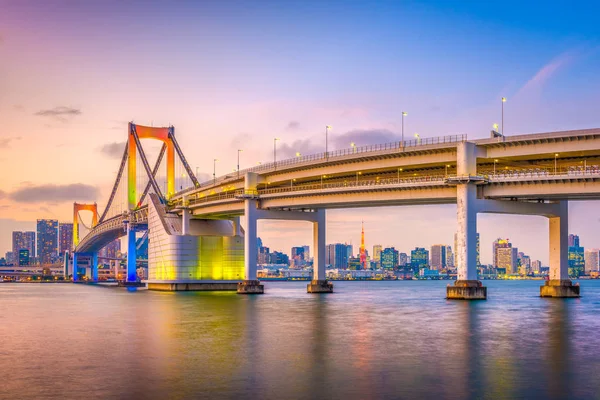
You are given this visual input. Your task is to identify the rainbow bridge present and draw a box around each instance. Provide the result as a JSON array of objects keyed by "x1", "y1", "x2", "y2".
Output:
[{"x1": 72, "y1": 123, "x2": 600, "y2": 298}]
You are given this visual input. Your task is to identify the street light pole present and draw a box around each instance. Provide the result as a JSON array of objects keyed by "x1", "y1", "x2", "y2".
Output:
[
  {"x1": 213, "y1": 159, "x2": 218, "y2": 185},
  {"x1": 501, "y1": 97, "x2": 506, "y2": 135},
  {"x1": 356, "y1": 171, "x2": 361, "y2": 185},
  {"x1": 401, "y1": 111, "x2": 407, "y2": 149},
  {"x1": 494, "y1": 159, "x2": 498, "y2": 176},
  {"x1": 555, "y1": 153, "x2": 558, "y2": 175},
  {"x1": 274, "y1": 138, "x2": 280, "y2": 171},
  {"x1": 237, "y1": 149, "x2": 242, "y2": 178},
  {"x1": 325, "y1": 125, "x2": 332, "y2": 160}
]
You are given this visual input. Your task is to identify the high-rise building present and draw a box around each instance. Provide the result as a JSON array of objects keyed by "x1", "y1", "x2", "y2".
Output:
[
  {"x1": 568, "y1": 234, "x2": 579, "y2": 247},
  {"x1": 58, "y1": 223, "x2": 73, "y2": 255},
  {"x1": 18, "y1": 249, "x2": 30, "y2": 266},
  {"x1": 302, "y1": 245, "x2": 310, "y2": 261},
  {"x1": 326, "y1": 243, "x2": 349, "y2": 269},
  {"x1": 5, "y1": 251, "x2": 14, "y2": 264},
  {"x1": 12, "y1": 231, "x2": 36, "y2": 266},
  {"x1": 585, "y1": 249, "x2": 599, "y2": 274},
  {"x1": 399, "y1": 252, "x2": 408, "y2": 266},
  {"x1": 568, "y1": 236, "x2": 585, "y2": 277},
  {"x1": 37, "y1": 219, "x2": 58, "y2": 264},
  {"x1": 411, "y1": 247, "x2": 429, "y2": 271},
  {"x1": 380, "y1": 247, "x2": 399, "y2": 269},
  {"x1": 518, "y1": 253, "x2": 531, "y2": 275},
  {"x1": 373, "y1": 245, "x2": 382, "y2": 262},
  {"x1": 291, "y1": 246, "x2": 305, "y2": 261},
  {"x1": 445, "y1": 246, "x2": 454, "y2": 268},
  {"x1": 531, "y1": 260, "x2": 542, "y2": 273},
  {"x1": 346, "y1": 244, "x2": 354, "y2": 259},
  {"x1": 497, "y1": 247, "x2": 518, "y2": 274},
  {"x1": 430, "y1": 244, "x2": 447, "y2": 270},
  {"x1": 493, "y1": 238, "x2": 512, "y2": 268}
]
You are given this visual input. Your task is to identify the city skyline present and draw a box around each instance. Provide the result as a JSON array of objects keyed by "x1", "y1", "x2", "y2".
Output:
[{"x1": 1, "y1": 2, "x2": 600, "y2": 265}]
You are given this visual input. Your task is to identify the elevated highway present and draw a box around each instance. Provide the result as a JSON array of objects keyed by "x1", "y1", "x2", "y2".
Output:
[{"x1": 74, "y1": 126, "x2": 600, "y2": 298}]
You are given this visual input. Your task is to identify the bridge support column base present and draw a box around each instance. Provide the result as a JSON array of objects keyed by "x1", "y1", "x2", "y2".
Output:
[
  {"x1": 237, "y1": 280, "x2": 264, "y2": 294},
  {"x1": 540, "y1": 280, "x2": 580, "y2": 298},
  {"x1": 446, "y1": 280, "x2": 486, "y2": 300},
  {"x1": 307, "y1": 280, "x2": 333, "y2": 293}
]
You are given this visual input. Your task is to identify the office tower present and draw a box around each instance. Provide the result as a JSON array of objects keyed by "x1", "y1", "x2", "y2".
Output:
[
  {"x1": 326, "y1": 243, "x2": 349, "y2": 269},
  {"x1": 493, "y1": 238, "x2": 511, "y2": 268},
  {"x1": 531, "y1": 260, "x2": 542, "y2": 273},
  {"x1": 430, "y1": 244, "x2": 447, "y2": 270},
  {"x1": 12, "y1": 231, "x2": 36, "y2": 266},
  {"x1": 373, "y1": 245, "x2": 382, "y2": 262},
  {"x1": 381, "y1": 247, "x2": 399, "y2": 269},
  {"x1": 59, "y1": 223, "x2": 73, "y2": 255},
  {"x1": 346, "y1": 244, "x2": 354, "y2": 259},
  {"x1": 399, "y1": 252, "x2": 408, "y2": 266},
  {"x1": 37, "y1": 220, "x2": 59, "y2": 264},
  {"x1": 291, "y1": 246, "x2": 305, "y2": 261},
  {"x1": 411, "y1": 247, "x2": 429, "y2": 271},
  {"x1": 585, "y1": 249, "x2": 600, "y2": 274},
  {"x1": 445, "y1": 245, "x2": 454, "y2": 268},
  {"x1": 18, "y1": 249, "x2": 30, "y2": 266},
  {"x1": 302, "y1": 245, "x2": 310, "y2": 261},
  {"x1": 568, "y1": 234, "x2": 579, "y2": 247},
  {"x1": 5, "y1": 251, "x2": 14, "y2": 264},
  {"x1": 497, "y1": 247, "x2": 518, "y2": 274},
  {"x1": 568, "y1": 236, "x2": 584, "y2": 277}
]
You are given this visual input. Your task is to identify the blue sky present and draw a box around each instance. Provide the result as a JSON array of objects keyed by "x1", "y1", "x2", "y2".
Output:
[{"x1": 0, "y1": 0, "x2": 599, "y2": 263}]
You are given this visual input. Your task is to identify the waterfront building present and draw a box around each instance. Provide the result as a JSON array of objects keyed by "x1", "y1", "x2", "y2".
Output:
[
  {"x1": 58, "y1": 223, "x2": 73, "y2": 256},
  {"x1": 18, "y1": 249, "x2": 30, "y2": 266},
  {"x1": 497, "y1": 246, "x2": 518, "y2": 274},
  {"x1": 99, "y1": 239, "x2": 121, "y2": 259},
  {"x1": 12, "y1": 231, "x2": 35, "y2": 266},
  {"x1": 493, "y1": 238, "x2": 511, "y2": 268},
  {"x1": 531, "y1": 260, "x2": 542, "y2": 273},
  {"x1": 568, "y1": 237, "x2": 585, "y2": 277},
  {"x1": 381, "y1": 247, "x2": 399, "y2": 269},
  {"x1": 291, "y1": 246, "x2": 305, "y2": 261},
  {"x1": 302, "y1": 245, "x2": 310, "y2": 261},
  {"x1": 585, "y1": 249, "x2": 599, "y2": 274},
  {"x1": 36, "y1": 219, "x2": 58, "y2": 264},
  {"x1": 5, "y1": 251, "x2": 14, "y2": 264},
  {"x1": 326, "y1": 243, "x2": 348, "y2": 269},
  {"x1": 430, "y1": 244, "x2": 446, "y2": 270},
  {"x1": 373, "y1": 244, "x2": 382, "y2": 262},
  {"x1": 445, "y1": 246, "x2": 454, "y2": 268},
  {"x1": 411, "y1": 247, "x2": 429, "y2": 272},
  {"x1": 399, "y1": 252, "x2": 408, "y2": 266}
]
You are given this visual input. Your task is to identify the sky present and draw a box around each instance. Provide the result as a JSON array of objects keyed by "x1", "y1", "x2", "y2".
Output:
[{"x1": 1, "y1": 0, "x2": 599, "y2": 264}]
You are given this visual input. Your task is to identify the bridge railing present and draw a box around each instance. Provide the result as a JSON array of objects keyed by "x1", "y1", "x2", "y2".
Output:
[
  {"x1": 175, "y1": 134, "x2": 466, "y2": 196},
  {"x1": 481, "y1": 165, "x2": 600, "y2": 181}
]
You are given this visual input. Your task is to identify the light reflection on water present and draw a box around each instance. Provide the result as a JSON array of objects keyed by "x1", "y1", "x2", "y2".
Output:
[{"x1": 1, "y1": 280, "x2": 600, "y2": 399}]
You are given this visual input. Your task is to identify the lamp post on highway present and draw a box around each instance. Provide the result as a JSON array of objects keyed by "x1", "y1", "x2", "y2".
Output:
[
  {"x1": 273, "y1": 138, "x2": 280, "y2": 171},
  {"x1": 356, "y1": 171, "x2": 361, "y2": 185},
  {"x1": 321, "y1": 174, "x2": 326, "y2": 188},
  {"x1": 351, "y1": 142, "x2": 356, "y2": 154},
  {"x1": 213, "y1": 159, "x2": 218, "y2": 185},
  {"x1": 237, "y1": 149, "x2": 243, "y2": 178},
  {"x1": 397, "y1": 167, "x2": 403, "y2": 182},
  {"x1": 325, "y1": 125, "x2": 332, "y2": 160},
  {"x1": 414, "y1": 133, "x2": 420, "y2": 145},
  {"x1": 501, "y1": 97, "x2": 507, "y2": 135},
  {"x1": 445, "y1": 164, "x2": 451, "y2": 177},
  {"x1": 494, "y1": 159, "x2": 498, "y2": 176},
  {"x1": 555, "y1": 153, "x2": 558, "y2": 175},
  {"x1": 401, "y1": 111, "x2": 407, "y2": 149}
]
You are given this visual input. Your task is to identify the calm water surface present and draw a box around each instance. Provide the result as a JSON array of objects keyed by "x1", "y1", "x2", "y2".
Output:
[{"x1": 1, "y1": 280, "x2": 600, "y2": 400}]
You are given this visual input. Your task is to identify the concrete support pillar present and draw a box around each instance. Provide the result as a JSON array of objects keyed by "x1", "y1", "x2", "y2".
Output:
[
  {"x1": 448, "y1": 184, "x2": 486, "y2": 300},
  {"x1": 127, "y1": 224, "x2": 137, "y2": 282},
  {"x1": 541, "y1": 201, "x2": 579, "y2": 297},
  {"x1": 63, "y1": 251, "x2": 69, "y2": 279},
  {"x1": 72, "y1": 252, "x2": 79, "y2": 282},
  {"x1": 181, "y1": 208, "x2": 191, "y2": 235},
  {"x1": 232, "y1": 216, "x2": 241, "y2": 236},
  {"x1": 238, "y1": 199, "x2": 263, "y2": 294},
  {"x1": 91, "y1": 252, "x2": 98, "y2": 282},
  {"x1": 307, "y1": 209, "x2": 333, "y2": 293},
  {"x1": 457, "y1": 141, "x2": 477, "y2": 176}
]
